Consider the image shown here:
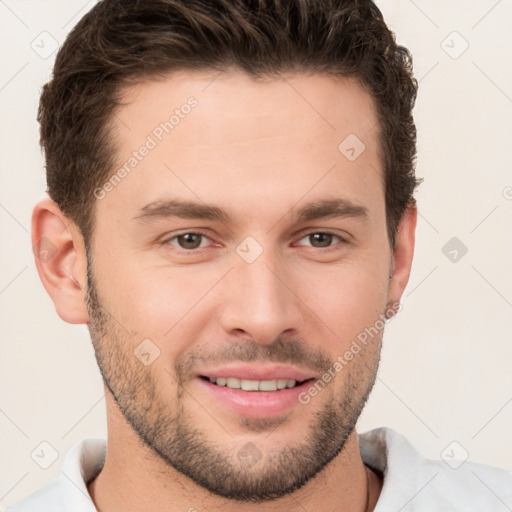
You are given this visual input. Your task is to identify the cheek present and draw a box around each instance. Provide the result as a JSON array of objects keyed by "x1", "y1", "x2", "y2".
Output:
[
  {"x1": 103, "y1": 264, "x2": 220, "y2": 347},
  {"x1": 294, "y1": 258, "x2": 390, "y2": 348}
]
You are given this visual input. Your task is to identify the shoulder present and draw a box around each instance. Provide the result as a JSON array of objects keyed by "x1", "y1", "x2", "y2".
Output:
[
  {"x1": 359, "y1": 427, "x2": 512, "y2": 511},
  {"x1": 4, "y1": 438, "x2": 106, "y2": 512},
  {"x1": 5, "y1": 477, "x2": 66, "y2": 512}
]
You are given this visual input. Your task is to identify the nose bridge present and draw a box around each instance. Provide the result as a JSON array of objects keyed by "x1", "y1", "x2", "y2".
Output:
[{"x1": 219, "y1": 243, "x2": 302, "y2": 343}]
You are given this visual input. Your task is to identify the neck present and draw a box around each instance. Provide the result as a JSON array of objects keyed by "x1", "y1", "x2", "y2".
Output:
[{"x1": 87, "y1": 403, "x2": 383, "y2": 512}]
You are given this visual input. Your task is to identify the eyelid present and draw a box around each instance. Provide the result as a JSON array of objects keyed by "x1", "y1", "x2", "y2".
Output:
[
  {"x1": 293, "y1": 229, "x2": 347, "y2": 247},
  {"x1": 161, "y1": 229, "x2": 214, "y2": 250}
]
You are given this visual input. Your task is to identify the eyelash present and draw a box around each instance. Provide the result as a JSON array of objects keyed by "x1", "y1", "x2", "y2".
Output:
[{"x1": 161, "y1": 229, "x2": 347, "y2": 253}]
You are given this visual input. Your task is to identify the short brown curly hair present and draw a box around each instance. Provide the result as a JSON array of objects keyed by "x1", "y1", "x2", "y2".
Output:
[{"x1": 38, "y1": 0, "x2": 420, "y2": 249}]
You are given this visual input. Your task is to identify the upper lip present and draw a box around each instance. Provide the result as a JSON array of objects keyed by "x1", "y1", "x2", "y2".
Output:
[{"x1": 197, "y1": 363, "x2": 316, "y2": 382}]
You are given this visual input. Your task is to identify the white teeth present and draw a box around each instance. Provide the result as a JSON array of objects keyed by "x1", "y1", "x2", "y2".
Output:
[
  {"x1": 277, "y1": 379, "x2": 288, "y2": 390},
  {"x1": 208, "y1": 377, "x2": 299, "y2": 391},
  {"x1": 259, "y1": 380, "x2": 278, "y2": 391},
  {"x1": 240, "y1": 380, "x2": 260, "y2": 391},
  {"x1": 226, "y1": 377, "x2": 241, "y2": 389}
]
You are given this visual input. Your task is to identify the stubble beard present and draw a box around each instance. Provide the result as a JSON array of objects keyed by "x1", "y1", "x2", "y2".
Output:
[{"x1": 84, "y1": 252, "x2": 383, "y2": 502}]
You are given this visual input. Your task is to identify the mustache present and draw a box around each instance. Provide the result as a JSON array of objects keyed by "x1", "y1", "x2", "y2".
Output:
[{"x1": 174, "y1": 336, "x2": 333, "y2": 380}]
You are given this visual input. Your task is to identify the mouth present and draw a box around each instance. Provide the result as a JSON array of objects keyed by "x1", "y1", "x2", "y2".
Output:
[
  {"x1": 200, "y1": 376, "x2": 310, "y2": 391},
  {"x1": 194, "y1": 365, "x2": 317, "y2": 419}
]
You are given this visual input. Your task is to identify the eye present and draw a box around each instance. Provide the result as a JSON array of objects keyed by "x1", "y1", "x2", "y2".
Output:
[
  {"x1": 161, "y1": 230, "x2": 347, "y2": 254},
  {"x1": 296, "y1": 231, "x2": 345, "y2": 249},
  {"x1": 164, "y1": 231, "x2": 211, "y2": 251}
]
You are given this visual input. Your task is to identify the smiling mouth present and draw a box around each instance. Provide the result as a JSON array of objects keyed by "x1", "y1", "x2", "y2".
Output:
[{"x1": 199, "y1": 376, "x2": 313, "y2": 391}]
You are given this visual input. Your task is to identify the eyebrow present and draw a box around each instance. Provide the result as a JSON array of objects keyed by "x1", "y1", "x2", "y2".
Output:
[{"x1": 132, "y1": 197, "x2": 369, "y2": 225}]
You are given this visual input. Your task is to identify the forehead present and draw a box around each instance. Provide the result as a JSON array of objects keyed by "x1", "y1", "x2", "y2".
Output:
[
  {"x1": 99, "y1": 70, "x2": 382, "y2": 226},
  {"x1": 114, "y1": 70, "x2": 378, "y2": 143}
]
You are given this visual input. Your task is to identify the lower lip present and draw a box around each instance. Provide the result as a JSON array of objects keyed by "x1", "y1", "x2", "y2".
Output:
[{"x1": 196, "y1": 378, "x2": 312, "y2": 418}]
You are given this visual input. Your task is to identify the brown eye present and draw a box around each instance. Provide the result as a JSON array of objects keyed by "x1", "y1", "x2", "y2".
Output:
[
  {"x1": 165, "y1": 232, "x2": 210, "y2": 251},
  {"x1": 297, "y1": 231, "x2": 344, "y2": 249},
  {"x1": 177, "y1": 233, "x2": 203, "y2": 249},
  {"x1": 309, "y1": 233, "x2": 334, "y2": 248}
]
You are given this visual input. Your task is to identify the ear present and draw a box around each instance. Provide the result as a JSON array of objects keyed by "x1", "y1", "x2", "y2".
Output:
[
  {"x1": 31, "y1": 198, "x2": 89, "y2": 324},
  {"x1": 387, "y1": 204, "x2": 417, "y2": 314}
]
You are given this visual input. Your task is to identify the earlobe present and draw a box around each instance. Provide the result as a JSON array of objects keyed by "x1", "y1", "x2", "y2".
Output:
[
  {"x1": 387, "y1": 204, "x2": 417, "y2": 309},
  {"x1": 31, "y1": 198, "x2": 89, "y2": 324}
]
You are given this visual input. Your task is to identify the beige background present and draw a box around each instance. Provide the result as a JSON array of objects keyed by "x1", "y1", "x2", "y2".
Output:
[{"x1": 1, "y1": 0, "x2": 511, "y2": 508}]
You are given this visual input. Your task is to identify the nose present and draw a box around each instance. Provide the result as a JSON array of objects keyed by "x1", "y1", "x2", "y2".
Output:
[{"x1": 218, "y1": 247, "x2": 304, "y2": 345}]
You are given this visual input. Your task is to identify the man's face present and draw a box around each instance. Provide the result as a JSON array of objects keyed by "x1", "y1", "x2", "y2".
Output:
[{"x1": 85, "y1": 71, "x2": 395, "y2": 500}]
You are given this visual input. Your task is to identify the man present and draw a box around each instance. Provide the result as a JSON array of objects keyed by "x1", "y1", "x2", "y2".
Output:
[{"x1": 8, "y1": 0, "x2": 512, "y2": 510}]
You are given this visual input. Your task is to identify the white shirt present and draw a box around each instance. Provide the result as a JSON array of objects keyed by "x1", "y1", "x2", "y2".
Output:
[{"x1": 6, "y1": 427, "x2": 512, "y2": 511}]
